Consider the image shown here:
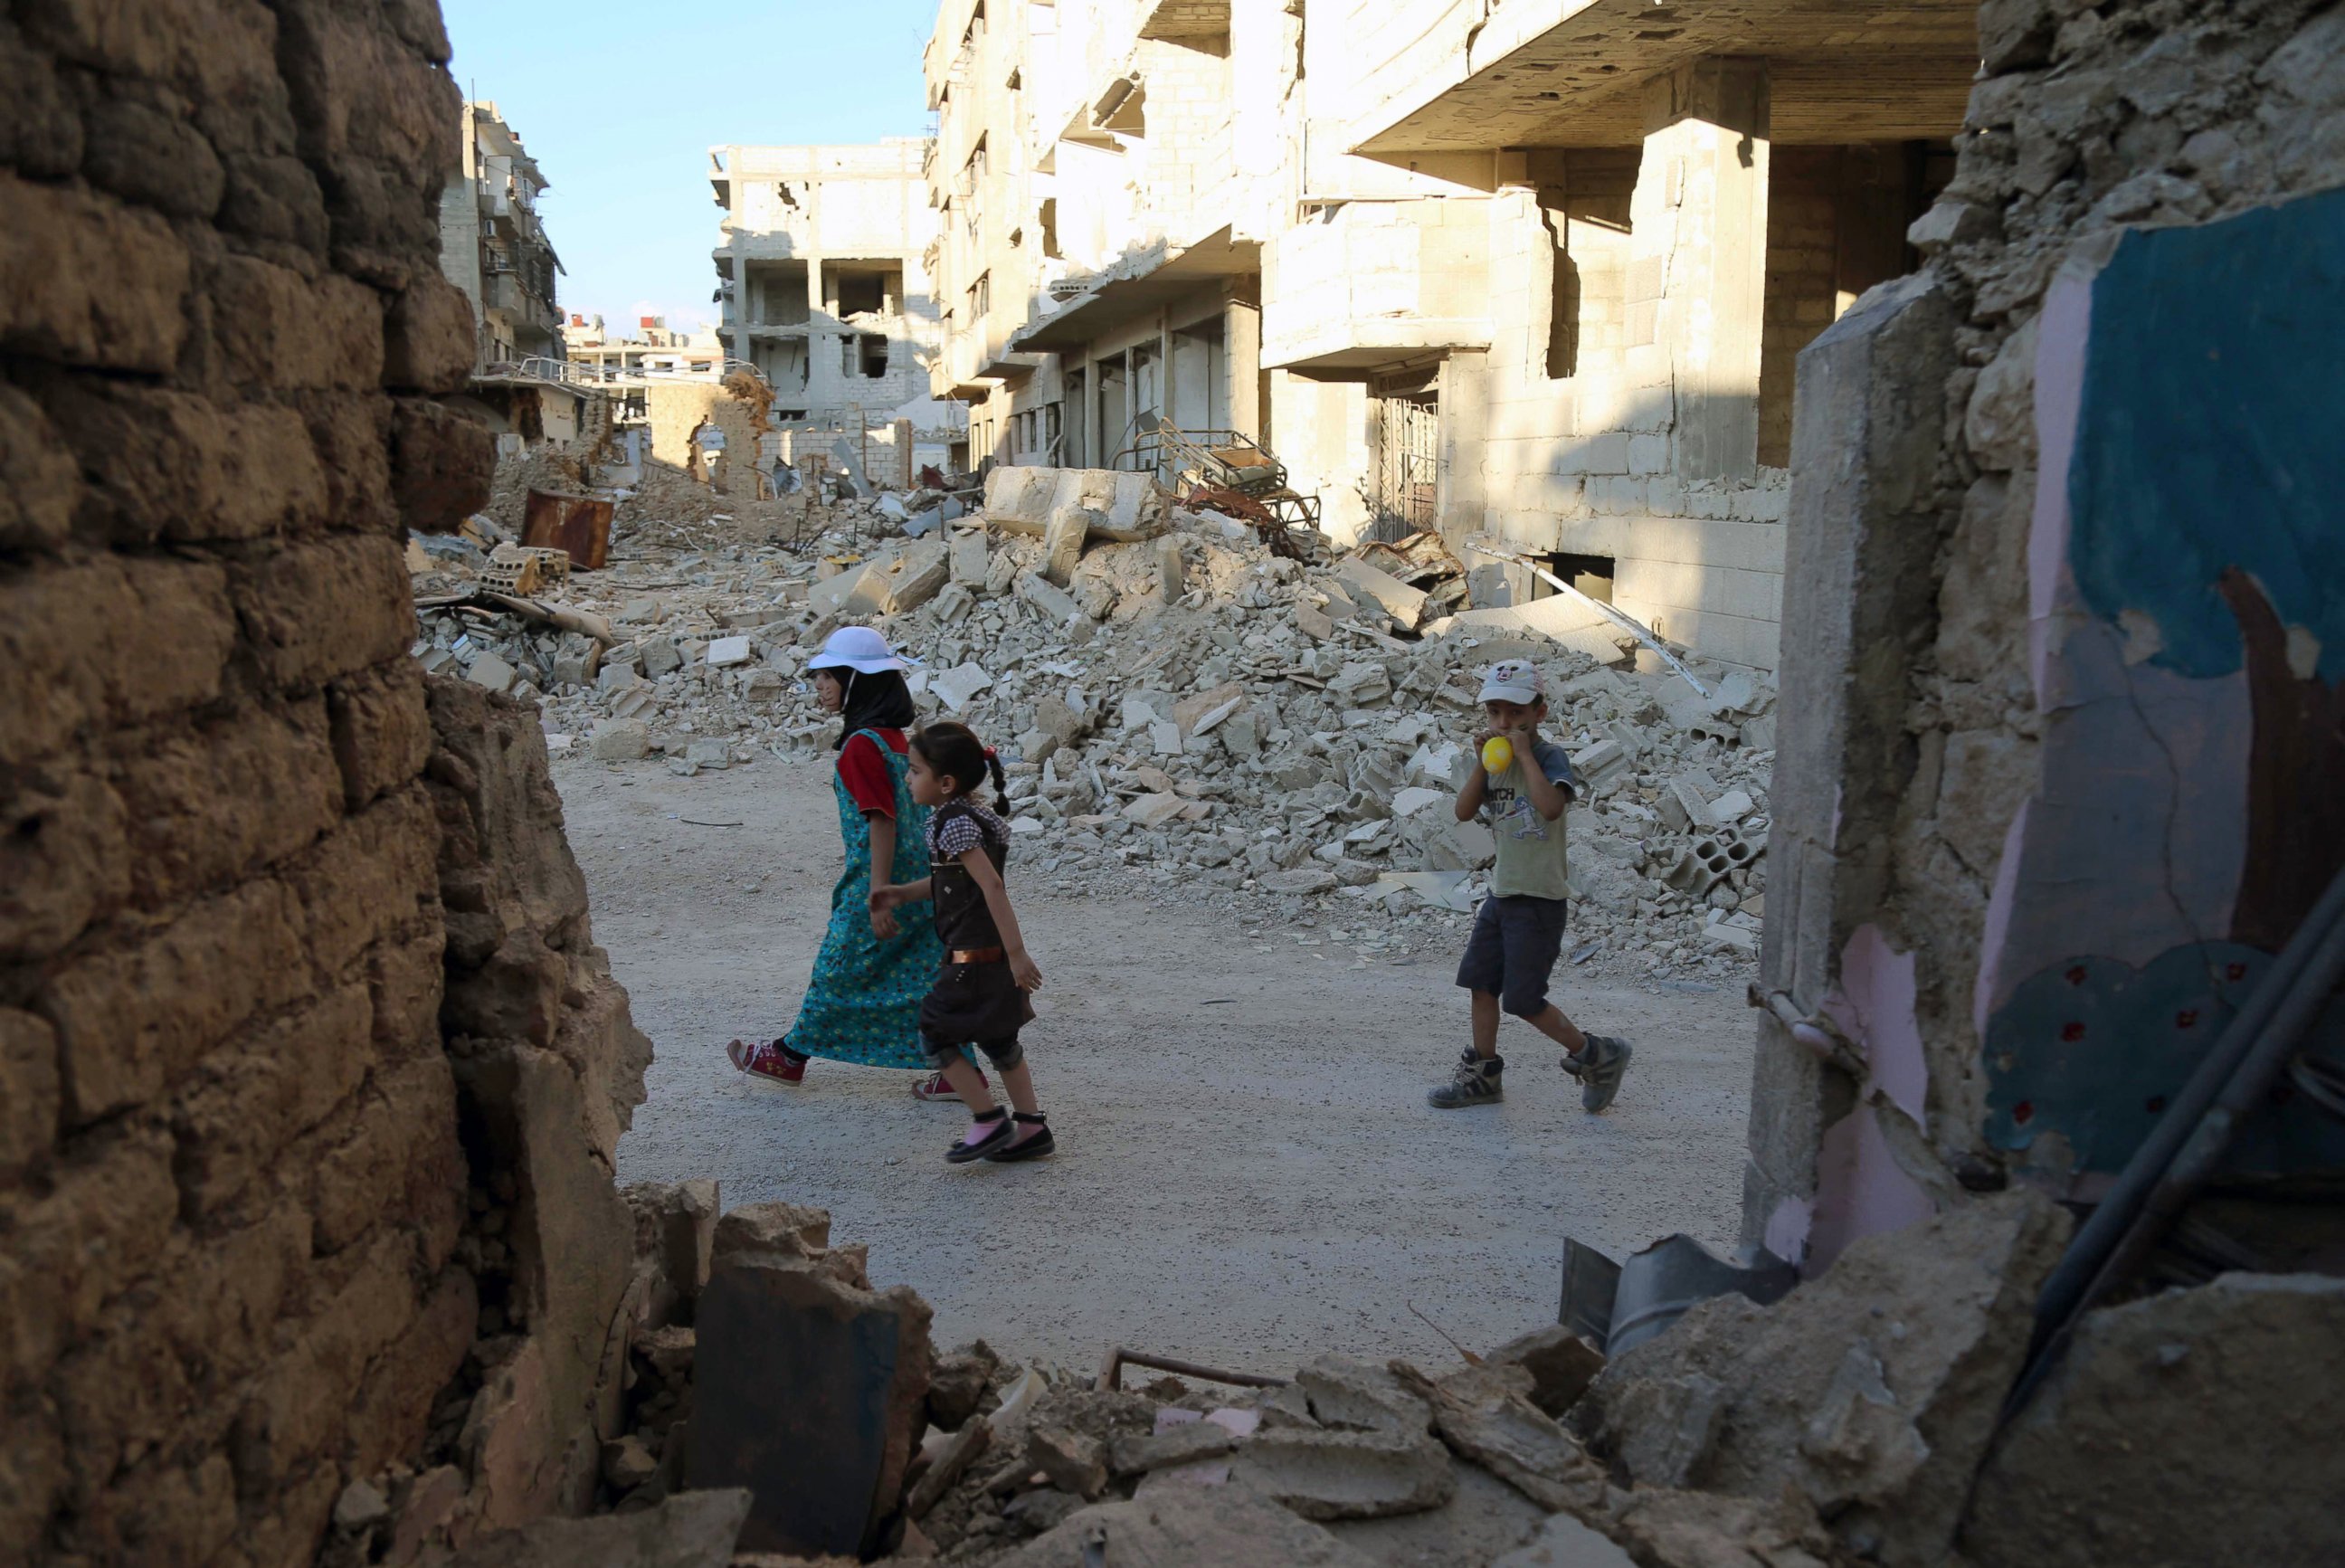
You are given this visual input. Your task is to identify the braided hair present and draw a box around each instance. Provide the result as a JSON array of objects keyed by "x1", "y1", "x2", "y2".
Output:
[{"x1": 911, "y1": 721, "x2": 1010, "y2": 813}]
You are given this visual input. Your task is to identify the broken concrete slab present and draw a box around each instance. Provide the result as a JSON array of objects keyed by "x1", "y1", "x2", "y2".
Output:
[
  {"x1": 1328, "y1": 1452, "x2": 1554, "y2": 1568},
  {"x1": 983, "y1": 465, "x2": 1170, "y2": 543},
  {"x1": 907, "y1": 1418, "x2": 991, "y2": 1519},
  {"x1": 1399, "y1": 1364, "x2": 1609, "y2": 1516},
  {"x1": 432, "y1": 1487, "x2": 753, "y2": 1568},
  {"x1": 949, "y1": 529, "x2": 989, "y2": 587},
  {"x1": 1296, "y1": 1355, "x2": 1433, "y2": 1436},
  {"x1": 1603, "y1": 1486, "x2": 1834, "y2": 1568},
  {"x1": 1042, "y1": 504, "x2": 1095, "y2": 585},
  {"x1": 467, "y1": 651, "x2": 518, "y2": 693},
  {"x1": 706, "y1": 635, "x2": 752, "y2": 668},
  {"x1": 1578, "y1": 1190, "x2": 2070, "y2": 1568},
  {"x1": 1335, "y1": 557, "x2": 1429, "y2": 629},
  {"x1": 1230, "y1": 1428, "x2": 1455, "y2": 1520},
  {"x1": 994, "y1": 1482, "x2": 1380, "y2": 1568},
  {"x1": 888, "y1": 544, "x2": 952, "y2": 613},
  {"x1": 1107, "y1": 1421, "x2": 1241, "y2": 1478},
  {"x1": 930, "y1": 662, "x2": 995, "y2": 711},
  {"x1": 1028, "y1": 1422, "x2": 1110, "y2": 1500},
  {"x1": 686, "y1": 1253, "x2": 933, "y2": 1558},
  {"x1": 1017, "y1": 569, "x2": 1083, "y2": 626},
  {"x1": 1961, "y1": 1271, "x2": 2345, "y2": 1568}
]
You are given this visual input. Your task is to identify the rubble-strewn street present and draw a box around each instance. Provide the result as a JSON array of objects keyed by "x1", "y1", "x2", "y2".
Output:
[
  {"x1": 565, "y1": 756, "x2": 1753, "y2": 1369},
  {"x1": 415, "y1": 471, "x2": 1779, "y2": 983}
]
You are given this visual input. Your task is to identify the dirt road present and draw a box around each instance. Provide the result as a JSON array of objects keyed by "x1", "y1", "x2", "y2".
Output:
[{"x1": 565, "y1": 751, "x2": 1754, "y2": 1374}]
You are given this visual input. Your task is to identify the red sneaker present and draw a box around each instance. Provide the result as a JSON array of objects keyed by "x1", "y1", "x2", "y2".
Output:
[
  {"x1": 912, "y1": 1071, "x2": 963, "y2": 1103},
  {"x1": 727, "y1": 1038, "x2": 806, "y2": 1088}
]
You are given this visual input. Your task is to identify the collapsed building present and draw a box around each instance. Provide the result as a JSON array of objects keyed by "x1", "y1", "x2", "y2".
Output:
[
  {"x1": 5, "y1": 1, "x2": 2344, "y2": 1566},
  {"x1": 921, "y1": 0, "x2": 1978, "y2": 670}
]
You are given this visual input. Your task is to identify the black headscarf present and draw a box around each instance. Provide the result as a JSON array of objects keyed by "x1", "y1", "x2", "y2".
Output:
[{"x1": 831, "y1": 667, "x2": 918, "y2": 748}]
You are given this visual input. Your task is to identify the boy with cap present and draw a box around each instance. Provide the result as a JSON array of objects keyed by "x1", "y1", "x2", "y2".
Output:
[{"x1": 1428, "y1": 659, "x2": 1635, "y2": 1112}]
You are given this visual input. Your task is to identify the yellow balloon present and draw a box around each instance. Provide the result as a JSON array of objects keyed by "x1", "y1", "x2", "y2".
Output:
[{"x1": 1481, "y1": 736, "x2": 1514, "y2": 775}]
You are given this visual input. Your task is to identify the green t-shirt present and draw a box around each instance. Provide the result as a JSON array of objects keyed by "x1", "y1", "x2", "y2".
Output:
[{"x1": 1484, "y1": 737, "x2": 1578, "y2": 901}]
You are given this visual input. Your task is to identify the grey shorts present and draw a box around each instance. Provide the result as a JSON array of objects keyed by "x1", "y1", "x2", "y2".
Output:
[{"x1": 1456, "y1": 895, "x2": 1569, "y2": 1018}]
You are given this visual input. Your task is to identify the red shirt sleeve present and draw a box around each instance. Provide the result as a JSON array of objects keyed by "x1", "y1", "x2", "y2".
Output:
[{"x1": 836, "y1": 732, "x2": 901, "y2": 818}]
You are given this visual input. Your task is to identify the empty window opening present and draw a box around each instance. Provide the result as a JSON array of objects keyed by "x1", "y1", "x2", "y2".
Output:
[
  {"x1": 1533, "y1": 551, "x2": 1617, "y2": 604},
  {"x1": 858, "y1": 335, "x2": 890, "y2": 378}
]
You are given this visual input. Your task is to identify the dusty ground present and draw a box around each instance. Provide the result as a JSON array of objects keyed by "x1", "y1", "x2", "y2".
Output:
[{"x1": 565, "y1": 751, "x2": 1754, "y2": 1375}]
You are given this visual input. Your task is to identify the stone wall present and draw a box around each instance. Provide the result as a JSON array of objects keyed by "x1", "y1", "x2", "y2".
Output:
[
  {"x1": 1747, "y1": 0, "x2": 2345, "y2": 1269},
  {"x1": 0, "y1": 5, "x2": 647, "y2": 1562}
]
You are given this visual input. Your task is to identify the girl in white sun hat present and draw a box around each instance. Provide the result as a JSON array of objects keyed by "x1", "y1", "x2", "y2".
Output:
[{"x1": 726, "y1": 627, "x2": 970, "y2": 1097}]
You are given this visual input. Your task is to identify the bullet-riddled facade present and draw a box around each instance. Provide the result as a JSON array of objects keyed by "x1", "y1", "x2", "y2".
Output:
[{"x1": 926, "y1": 1, "x2": 1974, "y2": 670}]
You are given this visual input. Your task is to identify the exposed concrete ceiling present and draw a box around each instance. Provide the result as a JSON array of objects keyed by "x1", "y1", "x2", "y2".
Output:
[{"x1": 1353, "y1": 0, "x2": 1979, "y2": 153}]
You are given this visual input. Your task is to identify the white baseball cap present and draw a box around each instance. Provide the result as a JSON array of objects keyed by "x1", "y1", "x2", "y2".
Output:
[
  {"x1": 1477, "y1": 659, "x2": 1545, "y2": 705},
  {"x1": 806, "y1": 625, "x2": 917, "y2": 675}
]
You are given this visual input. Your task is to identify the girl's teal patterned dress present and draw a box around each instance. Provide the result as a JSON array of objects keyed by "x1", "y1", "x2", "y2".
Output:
[{"x1": 783, "y1": 729, "x2": 944, "y2": 1068}]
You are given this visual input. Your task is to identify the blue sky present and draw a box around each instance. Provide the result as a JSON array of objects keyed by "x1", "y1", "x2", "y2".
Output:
[{"x1": 444, "y1": 1, "x2": 938, "y2": 335}]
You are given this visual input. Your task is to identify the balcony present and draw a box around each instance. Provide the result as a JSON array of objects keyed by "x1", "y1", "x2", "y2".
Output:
[
  {"x1": 1261, "y1": 202, "x2": 1490, "y2": 377},
  {"x1": 1345, "y1": 0, "x2": 1977, "y2": 156}
]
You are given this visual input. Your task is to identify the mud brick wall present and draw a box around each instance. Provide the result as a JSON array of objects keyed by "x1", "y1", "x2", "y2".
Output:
[{"x1": 0, "y1": 2, "x2": 520, "y2": 1560}]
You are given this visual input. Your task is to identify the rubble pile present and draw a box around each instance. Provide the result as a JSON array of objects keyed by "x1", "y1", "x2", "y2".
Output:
[
  {"x1": 413, "y1": 463, "x2": 1778, "y2": 978},
  {"x1": 346, "y1": 1189, "x2": 2200, "y2": 1568}
]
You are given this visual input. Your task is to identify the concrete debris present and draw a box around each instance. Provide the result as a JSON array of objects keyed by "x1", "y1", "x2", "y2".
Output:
[
  {"x1": 421, "y1": 462, "x2": 1780, "y2": 988},
  {"x1": 1960, "y1": 1272, "x2": 2345, "y2": 1568},
  {"x1": 1397, "y1": 1364, "x2": 1609, "y2": 1516},
  {"x1": 1578, "y1": 1190, "x2": 2072, "y2": 1568},
  {"x1": 1488, "y1": 1511, "x2": 1638, "y2": 1568},
  {"x1": 1295, "y1": 1355, "x2": 1434, "y2": 1436},
  {"x1": 1486, "y1": 1327, "x2": 1608, "y2": 1420},
  {"x1": 1230, "y1": 1428, "x2": 1456, "y2": 1521},
  {"x1": 994, "y1": 1484, "x2": 1379, "y2": 1568},
  {"x1": 430, "y1": 1488, "x2": 753, "y2": 1568}
]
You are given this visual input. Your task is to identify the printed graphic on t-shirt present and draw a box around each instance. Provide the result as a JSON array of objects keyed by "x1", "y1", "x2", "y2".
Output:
[{"x1": 1489, "y1": 782, "x2": 1552, "y2": 841}]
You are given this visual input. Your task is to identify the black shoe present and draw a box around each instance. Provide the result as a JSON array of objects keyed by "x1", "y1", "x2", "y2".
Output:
[
  {"x1": 987, "y1": 1112, "x2": 1055, "y2": 1162},
  {"x1": 1428, "y1": 1049, "x2": 1505, "y2": 1108},
  {"x1": 946, "y1": 1109, "x2": 1013, "y2": 1163}
]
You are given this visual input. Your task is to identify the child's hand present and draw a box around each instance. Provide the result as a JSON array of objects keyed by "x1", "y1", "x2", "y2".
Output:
[
  {"x1": 868, "y1": 884, "x2": 902, "y2": 938},
  {"x1": 1010, "y1": 949, "x2": 1043, "y2": 993}
]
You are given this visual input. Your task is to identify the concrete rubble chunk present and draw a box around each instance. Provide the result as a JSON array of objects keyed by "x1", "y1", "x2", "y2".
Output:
[
  {"x1": 930, "y1": 662, "x2": 995, "y2": 711},
  {"x1": 1041, "y1": 503, "x2": 1095, "y2": 585},
  {"x1": 687, "y1": 1248, "x2": 933, "y2": 1558},
  {"x1": 1489, "y1": 1326, "x2": 1608, "y2": 1419},
  {"x1": 888, "y1": 543, "x2": 952, "y2": 613},
  {"x1": 1396, "y1": 1363, "x2": 1609, "y2": 1516},
  {"x1": 591, "y1": 717, "x2": 651, "y2": 762},
  {"x1": 983, "y1": 465, "x2": 1169, "y2": 543},
  {"x1": 1017, "y1": 569, "x2": 1083, "y2": 625},
  {"x1": 1961, "y1": 1272, "x2": 2345, "y2": 1568},
  {"x1": 907, "y1": 1417, "x2": 992, "y2": 1518},
  {"x1": 1125, "y1": 792, "x2": 1187, "y2": 829},
  {"x1": 1230, "y1": 1427, "x2": 1457, "y2": 1520},
  {"x1": 1335, "y1": 557, "x2": 1429, "y2": 629},
  {"x1": 1580, "y1": 1190, "x2": 2071, "y2": 1568},
  {"x1": 950, "y1": 529, "x2": 989, "y2": 586},
  {"x1": 706, "y1": 635, "x2": 752, "y2": 667},
  {"x1": 1261, "y1": 867, "x2": 1339, "y2": 897},
  {"x1": 467, "y1": 651, "x2": 517, "y2": 693},
  {"x1": 994, "y1": 1482, "x2": 1380, "y2": 1568},
  {"x1": 1296, "y1": 1354, "x2": 1434, "y2": 1435},
  {"x1": 1107, "y1": 1420, "x2": 1241, "y2": 1477},
  {"x1": 1028, "y1": 1421, "x2": 1110, "y2": 1499}
]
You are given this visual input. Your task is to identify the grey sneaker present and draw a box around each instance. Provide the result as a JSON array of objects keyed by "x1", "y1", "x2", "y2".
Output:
[
  {"x1": 1573, "y1": 1035, "x2": 1634, "y2": 1113},
  {"x1": 1429, "y1": 1049, "x2": 1505, "y2": 1108}
]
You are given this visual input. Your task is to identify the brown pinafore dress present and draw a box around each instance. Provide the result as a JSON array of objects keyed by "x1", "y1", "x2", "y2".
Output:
[{"x1": 917, "y1": 800, "x2": 1036, "y2": 1049}]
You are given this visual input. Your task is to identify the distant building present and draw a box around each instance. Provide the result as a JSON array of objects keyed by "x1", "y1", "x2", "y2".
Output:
[
  {"x1": 706, "y1": 139, "x2": 945, "y2": 425},
  {"x1": 440, "y1": 101, "x2": 565, "y2": 368},
  {"x1": 561, "y1": 314, "x2": 727, "y2": 381}
]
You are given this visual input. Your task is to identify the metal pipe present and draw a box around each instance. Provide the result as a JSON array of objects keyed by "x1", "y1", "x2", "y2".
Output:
[
  {"x1": 1095, "y1": 1347, "x2": 1289, "y2": 1392},
  {"x1": 1746, "y1": 983, "x2": 1864, "y2": 1076},
  {"x1": 2009, "y1": 862, "x2": 2345, "y2": 1413}
]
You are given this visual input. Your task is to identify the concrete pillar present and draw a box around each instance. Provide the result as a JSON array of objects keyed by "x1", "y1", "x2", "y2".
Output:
[
  {"x1": 1629, "y1": 57, "x2": 1771, "y2": 487},
  {"x1": 1226, "y1": 298, "x2": 1262, "y2": 441},
  {"x1": 1436, "y1": 347, "x2": 1488, "y2": 550},
  {"x1": 727, "y1": 253, "x2": 748, "y2": 369}
]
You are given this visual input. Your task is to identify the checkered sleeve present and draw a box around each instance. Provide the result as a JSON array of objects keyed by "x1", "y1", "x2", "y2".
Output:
[{"x1": 931, "y1": 813, "x2": 984, "y2": 860}]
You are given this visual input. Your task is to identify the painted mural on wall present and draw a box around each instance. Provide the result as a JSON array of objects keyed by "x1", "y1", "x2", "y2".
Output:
[{"x1": 1979, "y1": 185, "x2": 2345, "y2": 1180}]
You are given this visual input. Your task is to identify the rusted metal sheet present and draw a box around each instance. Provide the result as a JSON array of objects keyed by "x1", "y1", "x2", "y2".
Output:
[{"x1": 521, "y1": 488, "x2": 612, "y2": 570}]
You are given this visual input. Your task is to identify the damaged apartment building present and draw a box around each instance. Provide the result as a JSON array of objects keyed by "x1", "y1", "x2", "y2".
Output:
[
  {"x1": 925, "y1": 0, "x2": 1974, "y2": 670},
  {"x1": 707, "y1": 139, "x2": 946, "y2": 427}
]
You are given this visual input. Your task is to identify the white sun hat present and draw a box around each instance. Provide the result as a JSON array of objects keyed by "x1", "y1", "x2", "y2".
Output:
[{"x1": 806, "y1": 625, "x2": 918, "y2": 675}]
